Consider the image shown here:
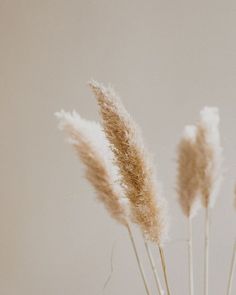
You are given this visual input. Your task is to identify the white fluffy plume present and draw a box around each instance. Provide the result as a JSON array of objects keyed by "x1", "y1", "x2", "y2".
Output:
[
  {"x1": 55, "y1": 110, "x2": 128, "y2": 225},
  {"x1": 196, "y1": 106, "x2": 223, "y2": 208}
]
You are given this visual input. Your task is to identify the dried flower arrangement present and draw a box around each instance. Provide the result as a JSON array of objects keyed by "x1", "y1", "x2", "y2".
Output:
[{"x1": 55, "y1": 81, "x2": 235, "y2": 295}]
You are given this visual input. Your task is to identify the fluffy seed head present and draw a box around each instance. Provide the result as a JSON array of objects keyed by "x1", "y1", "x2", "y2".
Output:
[
  {"x1": 196, "y1": 107, "x2": 223, "y2": 208},
  {"x1": 89, "y1": 80, "x2": 168, "y2": 244},
  {"x1": 55, "y1": 110, "x2": 127, "y2": 225},
  {"x1": 177, "y1": 125, "x2": 201, "y2": 218}
]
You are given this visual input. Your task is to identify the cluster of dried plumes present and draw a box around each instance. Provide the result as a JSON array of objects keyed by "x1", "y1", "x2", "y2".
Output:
[
  {"x1": 56, "y1": 81, "x2": 235, "y2": 295},
  {"x1": 55, "y1": 83, "x2": 168, "y2": 245},
  {"x1": 177, "y1": 106, "x2": 224, "y2": 295},
  {"x1": 56, "y1": 81, "x2": 170, "y2": 295},
  {"x1": 177, "y1": 107, "x2": 223, "y2": 217}
]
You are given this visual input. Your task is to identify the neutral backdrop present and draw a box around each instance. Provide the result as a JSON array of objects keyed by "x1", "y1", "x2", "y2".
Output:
[{"x1": 1, "y1": 1, "x2": 236, "y2": 294}]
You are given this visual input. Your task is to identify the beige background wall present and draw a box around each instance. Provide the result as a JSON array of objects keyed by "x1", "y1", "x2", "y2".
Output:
[{"x1": 0, "y1": 1, "x2": 236, "y2": 294}]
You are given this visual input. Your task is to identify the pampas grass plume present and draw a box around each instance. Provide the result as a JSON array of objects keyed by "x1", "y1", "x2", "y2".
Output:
[
  {"x1": 196, "y1": 107, "x2": 223, "y2": 208},
  {"x1": 177, "y1": 125, "x2": 200, "y2": 218},
  {"x1": 89, "y1": 80, "x2": 168, "y2": 245},
  {"x1": 55, "y1": 110, "x2": 127, "y2": 226}
]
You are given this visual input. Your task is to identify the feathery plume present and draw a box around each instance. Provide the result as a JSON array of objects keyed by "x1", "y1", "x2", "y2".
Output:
[
  {"x1": 55, "y1": 110, "x2": 153, "y2": 295},
  {"x1": 195, "y1": 107, "x2": 223, "y2": 295},
  {"x1": 177, "y1": 125, "x2": 200, "y2": 218},
  {"x1": 89, "y1": 80, "x2": 170, "y2": 294},
  {"x1": 89, "y1": 80, "x2": 168, "y2": 245},
  {"x1": 177, "y1": 125, "x2": 200, "y2": 295},
  {"x1": 196, "y1": 107, "x2": 223, "y2": 208},
  {"x1": 55, "y1": 110, "x2": 127, "y2": 225}
]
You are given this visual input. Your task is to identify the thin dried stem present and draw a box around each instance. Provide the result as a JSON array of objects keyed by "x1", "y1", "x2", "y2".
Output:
[
  {"x1": 143, "y1": 236, "x2": 164, "y2": 295},
  {"x1": 204, "y1": 207, "x2": 210, "y2": 295},
  {"x1": 226, "y1": 239, "x2": 236, "y2": 295},
  {"x1": 158, "y1": 246, "x2": 171, "y2": 295},
  {"x1": 126, "y1": 224, "x2": 152, "y2": 295},
  {"x1": 188, "y1": 217, "x2": 194, "y2": 295}
]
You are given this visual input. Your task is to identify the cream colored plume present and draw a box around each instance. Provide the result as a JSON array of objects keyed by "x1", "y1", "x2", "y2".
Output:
[
  {"x1": 89, "y1": 80, "x2": 168, "y2": 244},
  {"x1": 55, "y1": 110, "x2": 127, "y2": 225},
  {"x1": 177, "y1": 125, "x2": 200, "y2": 218},
  {"x1": 196, "y1": 107, "x2": 223, "y2": 208}
]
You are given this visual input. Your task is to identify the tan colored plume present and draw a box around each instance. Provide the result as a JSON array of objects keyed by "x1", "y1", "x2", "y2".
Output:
[
  {"x1": 55, "y1": 110, "x2": 127, "y2": 226},
  {"x1": 177, "y1": 125, "x2": 200, "y2": 218},
  {"x1": 195, "y1": 107, "x2": 223, "y2": 208},
  {"x1": 89, "y1": 80, "x2": 168, "y2": 244}
]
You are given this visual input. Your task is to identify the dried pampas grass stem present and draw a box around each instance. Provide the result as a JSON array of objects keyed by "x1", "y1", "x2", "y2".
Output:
[
  {"x1": 227, "y1": 188, "x2": 236, "y2": 295},
  {"x1": 188, "y1": 217, "x2": 194, "y2": 295},
  {"x1": 143, "y1": 237, "x2": 164, "y2": 295},
  {"x1": 204, "y1": 207, "x2": 210, "y2": 295},
  {"x1": 158, "y1": 246, "x2": 171, "y2": 295},
  {"x1": 227, "y1": 239, "x2": 236, "y2": 295},
  {"x1": 127, "y1": 224, "x2": 152, "y2": 295}
]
